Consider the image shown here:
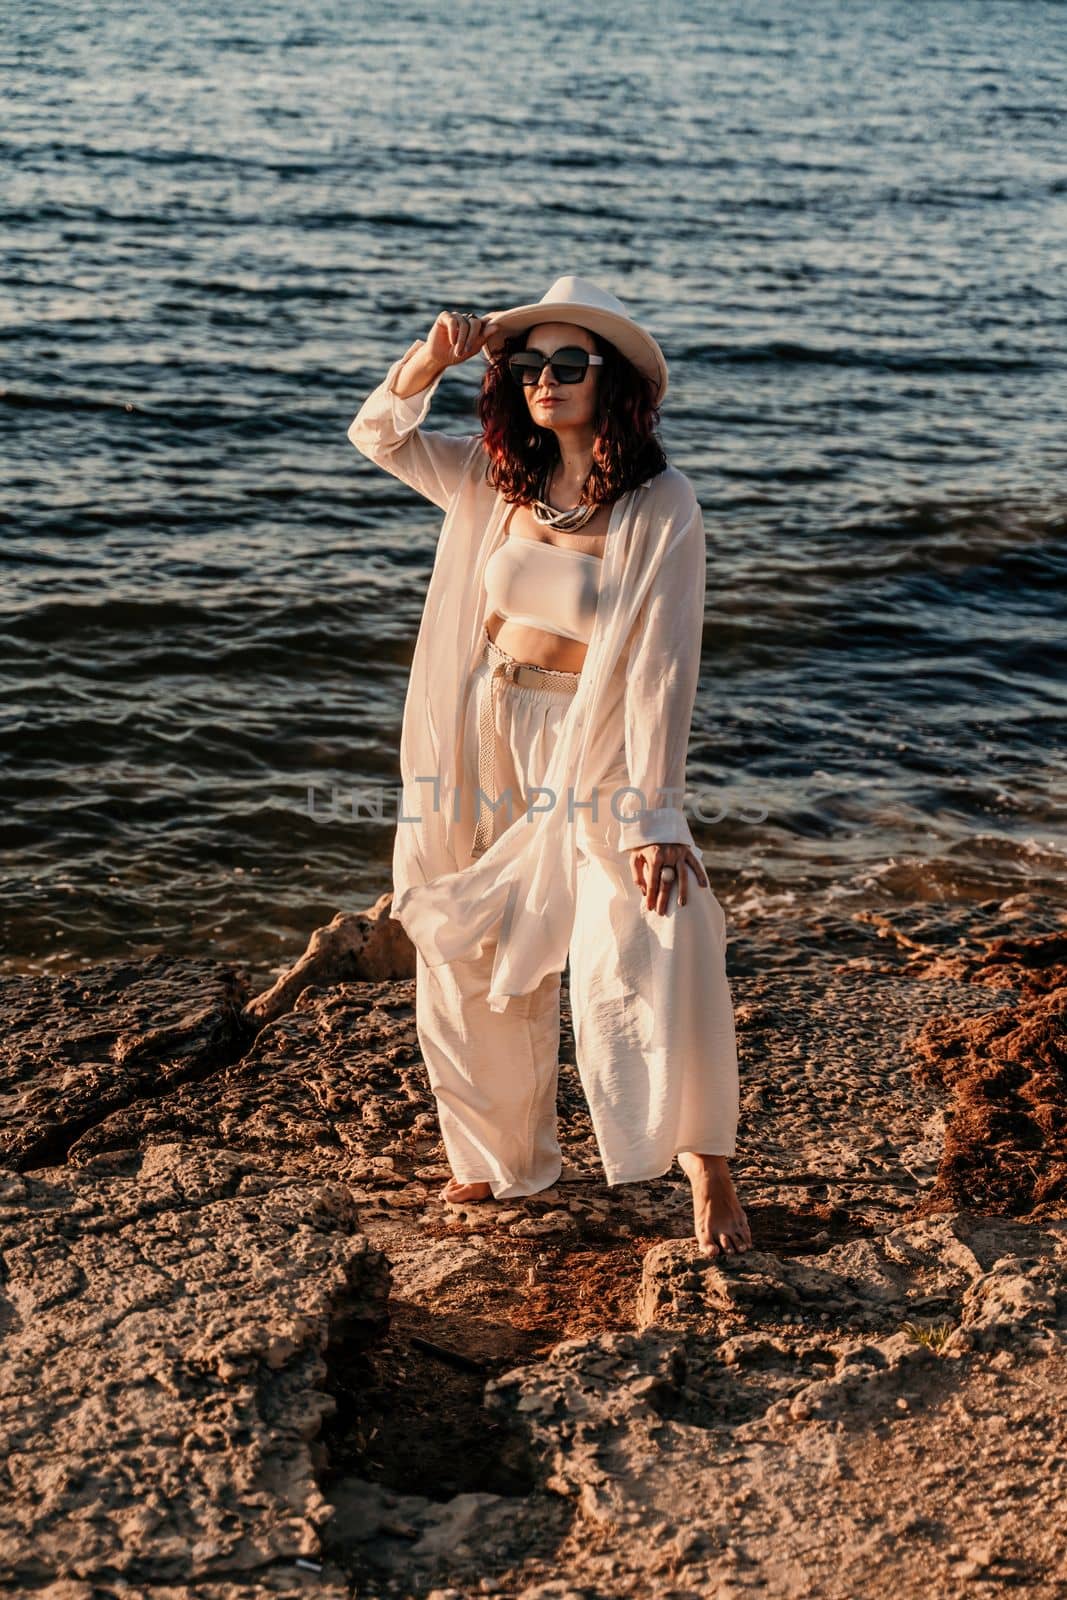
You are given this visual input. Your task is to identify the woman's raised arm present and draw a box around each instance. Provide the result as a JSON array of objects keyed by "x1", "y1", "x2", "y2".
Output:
[{"x1": 347, "y1": 313, "x2": 498, "y2": 512}]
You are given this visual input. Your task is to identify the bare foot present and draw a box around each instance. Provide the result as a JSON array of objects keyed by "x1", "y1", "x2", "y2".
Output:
[
  {"x1": 439, "y1": 1176, "x2": 494, "y2": 1204},
  {"x1": 676, "y1": 1152, "x2": 752, "y2": 1258}
]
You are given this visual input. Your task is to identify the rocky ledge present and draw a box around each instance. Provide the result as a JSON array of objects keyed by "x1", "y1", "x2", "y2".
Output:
[{"x1": 1, "y1": 895, "x2": 1064, "y2": 1599}]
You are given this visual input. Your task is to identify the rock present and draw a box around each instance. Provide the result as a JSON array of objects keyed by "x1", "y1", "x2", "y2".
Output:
[
  {"x1": 0, "y1": 957, "x2": 253, "y2": 1170},
  {"x1": 411, "y1": 1492, "x2": 507, "y2": 1556},
  {"x1": 0, "y1": 1142, "x2": 389, "y2": 1592},
  {"x1": 510, "y1": 1214, "x2": 576, "y2": 1237},
  {"x1": 244, "y1": 900, "x2": 415, "y2": 1027},
  {"x1": 3, "y1": 905, "x2": 1066, "y2": 1599},
  {"x1": 952, "y1": 1252, "x2": 1065, "y2": 1352}
]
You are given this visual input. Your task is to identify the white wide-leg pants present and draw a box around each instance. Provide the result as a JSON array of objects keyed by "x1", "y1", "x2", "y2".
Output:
[{"x1": 414, "y1": 646, "x2": 740, "y2": 1200}]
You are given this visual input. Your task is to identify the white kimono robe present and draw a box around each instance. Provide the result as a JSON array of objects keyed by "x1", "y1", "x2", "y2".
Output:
[{"x1": 348, "y1": 340, "x2": 707, "y2": 1016}]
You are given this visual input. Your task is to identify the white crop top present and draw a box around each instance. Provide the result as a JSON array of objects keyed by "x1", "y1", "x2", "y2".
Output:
[{"x1": 483, "y1": 531, "x2": 603, "y2": 644}]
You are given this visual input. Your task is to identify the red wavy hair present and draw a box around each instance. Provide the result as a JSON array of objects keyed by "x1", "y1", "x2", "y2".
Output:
[{"x1": 475, "y1": 328, "x2": 667, "y2": 505}]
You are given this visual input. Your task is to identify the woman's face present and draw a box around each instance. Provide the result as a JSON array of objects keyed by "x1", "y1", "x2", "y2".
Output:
[{"x1": 521, "y1": 321, "x2": 600, "y2": 434}]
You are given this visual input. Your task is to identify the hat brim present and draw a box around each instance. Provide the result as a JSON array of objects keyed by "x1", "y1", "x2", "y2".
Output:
[{"x1": 480, "y1": 301, "x2": 668, "y2": 405}]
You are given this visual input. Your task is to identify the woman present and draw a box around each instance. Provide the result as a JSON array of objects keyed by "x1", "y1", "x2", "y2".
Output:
[{"x1": 349, "y1": 275, "x2": 750, "y2": 1258}]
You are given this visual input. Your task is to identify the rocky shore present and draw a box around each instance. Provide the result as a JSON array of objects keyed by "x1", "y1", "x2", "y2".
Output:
[{"x1": 1, "y1": 895, "x2": 1064, "y2": 1599}]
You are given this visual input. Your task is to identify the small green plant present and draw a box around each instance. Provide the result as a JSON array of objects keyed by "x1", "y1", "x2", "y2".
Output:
[{"x1": 901, "y1": 1319, "x2": 955, "y2": 1350}]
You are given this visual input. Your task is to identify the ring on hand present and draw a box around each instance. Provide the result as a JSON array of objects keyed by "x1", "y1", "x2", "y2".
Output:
[{"x1": 660, "y1": 866, "x2": 677, "y2": 881}]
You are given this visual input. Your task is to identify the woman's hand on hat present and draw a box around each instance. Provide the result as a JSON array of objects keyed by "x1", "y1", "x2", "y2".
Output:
[
  {"x1": 425, "y1": 310, "x2": 503, "y2": 370},
  {"x1": 628, "y1": 841, "x2": 708, "y2": 914}
]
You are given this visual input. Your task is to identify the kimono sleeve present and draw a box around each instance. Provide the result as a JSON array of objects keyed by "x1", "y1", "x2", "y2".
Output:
[
  {"x1": 347, "y1": 338, "x2": 479, "y2": 512},
  {"x1": 616, "y1": 492, "x2": 707, "y2": 854}
]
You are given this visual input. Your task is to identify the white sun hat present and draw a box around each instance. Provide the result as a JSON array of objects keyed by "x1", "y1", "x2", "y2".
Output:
[{"x1": 479, "y1": 273, "x2": 669, "y2": 405}]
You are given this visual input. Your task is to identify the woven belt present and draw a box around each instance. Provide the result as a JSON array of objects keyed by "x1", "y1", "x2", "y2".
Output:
[{"x1": 470, "y1": 631, "x2": 580, "y2": 856}]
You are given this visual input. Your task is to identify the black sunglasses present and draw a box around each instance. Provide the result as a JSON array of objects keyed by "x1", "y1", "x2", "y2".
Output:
[{"x1": 507, "y1": 346, "x2": 605, "y2": 386}]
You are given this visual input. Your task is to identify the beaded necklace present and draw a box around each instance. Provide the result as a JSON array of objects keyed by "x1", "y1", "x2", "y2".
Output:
[{"x1": 528, "y1": 465, "x2": 600, "y2": 532}]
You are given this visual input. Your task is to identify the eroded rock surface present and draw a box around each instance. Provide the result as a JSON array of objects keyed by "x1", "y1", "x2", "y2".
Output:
[
  {"x1": 0, "y1": 956, "x2": 253, "y2": 1171},
  {"x1": 1, "y1": 904, "x2": 1064, "y2": 1598},
  {"x1": 0, "y1": 1142, "x2": 387, "y2": 1599},
  {"x1": 479, "y1": 1213, "x2": 1067, "y2": 1596}
]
